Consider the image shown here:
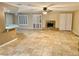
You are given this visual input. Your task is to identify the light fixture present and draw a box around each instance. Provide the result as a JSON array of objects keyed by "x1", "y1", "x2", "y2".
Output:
[
  {"x1": 43, "y1": 7, "x2": 47, "y2": 14},
  {"x1": 43, "y1": 11, "x2": 47, "y2": 14}
]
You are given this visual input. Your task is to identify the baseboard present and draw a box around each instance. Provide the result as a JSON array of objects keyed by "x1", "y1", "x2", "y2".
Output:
[
  {"x1": 72, "y1": 30, "x2": 79, "y2": 37},
  {"x1": 0, "y1": 38, "x2": 17, "y2": 48}
]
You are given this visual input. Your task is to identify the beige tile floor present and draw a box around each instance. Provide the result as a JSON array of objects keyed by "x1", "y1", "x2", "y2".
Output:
[
  {"x1": 0, "y1": 29, "x2": 79, "y2": 56},
  {"x1": 0, "y1": 29, "x2": 16, "y2": 45}
]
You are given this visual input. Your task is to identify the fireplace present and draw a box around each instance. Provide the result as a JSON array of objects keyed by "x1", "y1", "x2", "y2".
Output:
[{"x1": 46, "y1": 20, "x2": 55, "y2": 28}]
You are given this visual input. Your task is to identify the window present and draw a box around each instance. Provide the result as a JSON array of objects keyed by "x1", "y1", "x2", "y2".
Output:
[
  {"x1": 5, "y1": 13, "x2": 14, "y2": 25},
  {"x1": 18, "y1": 15, "x2": 28, "y2": 25}
]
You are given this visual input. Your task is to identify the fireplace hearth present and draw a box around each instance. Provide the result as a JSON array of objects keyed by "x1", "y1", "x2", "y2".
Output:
[{"x1": 46, "y1": 20, "x2": 55, "y2": 29}]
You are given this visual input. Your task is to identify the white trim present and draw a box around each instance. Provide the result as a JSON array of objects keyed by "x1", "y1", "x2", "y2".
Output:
[
  {"x1": 73, "y1": 30, "x2": 79, "y2": 36},
  {"x1": 0, "y1": 38, "x2": 17, "y2": 48}
]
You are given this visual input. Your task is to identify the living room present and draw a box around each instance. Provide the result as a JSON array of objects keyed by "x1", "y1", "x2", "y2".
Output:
[{"x1": 0, "y1": 2, "x2": 79, "y2": 56}]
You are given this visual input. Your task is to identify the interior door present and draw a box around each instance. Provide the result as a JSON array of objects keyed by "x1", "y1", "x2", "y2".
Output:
[
  {"x1": 59, "y1": 14, "x2": 66, "y2": 30},
  {"x1": 65, "y1": 14, "x2": 72, "y2": 31},
  {"x1": 32, "y1": 14, "x2": 42, "y2": 29}
]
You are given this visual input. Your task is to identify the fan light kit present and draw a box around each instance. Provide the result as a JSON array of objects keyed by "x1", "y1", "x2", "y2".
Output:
[
  {"x1": 43, "y1": 11, "x2": 47, "y2": 14},
  {"x1": 43, "y1": 7, "x2": 47, "y2": 14}
]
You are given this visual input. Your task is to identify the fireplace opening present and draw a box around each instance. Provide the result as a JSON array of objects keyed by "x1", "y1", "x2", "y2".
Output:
[{"x1": 46, "y1": 21, "x2": 55, "y2": 28}]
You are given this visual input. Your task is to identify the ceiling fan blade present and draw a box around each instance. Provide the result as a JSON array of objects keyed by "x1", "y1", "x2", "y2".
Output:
[{"x1": 46, "y1": 3, "x2": 55, "y2": 7}]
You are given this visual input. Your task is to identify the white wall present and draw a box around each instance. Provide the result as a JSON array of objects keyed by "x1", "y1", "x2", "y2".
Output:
[
  {"x1": 72, "y1": 11, "x2": 79, "y2": 35},
  {"x1": 17, "y1": 13, "x2": 42, "y2": 29},
  {"x1": 15, "y1": 12, "x2": 74, "y2": 31},
  {"x1": 16, "y1": 12, "x2": 69, "y2": 29},
  {"x1": 17, "y1": 12, "x2": 60, "y2": 29}
]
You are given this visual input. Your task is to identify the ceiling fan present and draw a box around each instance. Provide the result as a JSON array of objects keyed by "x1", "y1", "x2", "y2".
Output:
[
  {"x1": 42, "y1": 7, "x2": 47, "y2": 14},
  {"x1": 42, "y1": 4, "x2": 54, "y2": 14},
  {"x1": 21, "y1": 3, "x2": 54, "y2": 14},
  {"x1": 11, "y1": 2, "x2": 55, "y2": 13}
]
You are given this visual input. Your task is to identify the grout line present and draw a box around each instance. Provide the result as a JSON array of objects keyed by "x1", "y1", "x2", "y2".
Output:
[{"x1": 0, "y1": 38, "x2": 18, "y2": 48}]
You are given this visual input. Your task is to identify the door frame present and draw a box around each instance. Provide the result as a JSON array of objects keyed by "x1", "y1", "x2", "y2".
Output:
[{"x1": 32, "y1": 14, "x2": 42, "y2": 29}]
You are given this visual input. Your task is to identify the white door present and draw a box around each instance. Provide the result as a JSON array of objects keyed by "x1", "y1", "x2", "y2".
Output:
[
  {"x1": 65, "y1": 14, "x2": 72, "y2": 30},
  {"x1": 59, "y1": 14, "x2": 66, "y2": 30},
  {"x1": 59, "y1": 13, "x2": 72, "y2": 31},
  {"x1": 32, "y1": 14, "x2": 42, "y2": 29}
]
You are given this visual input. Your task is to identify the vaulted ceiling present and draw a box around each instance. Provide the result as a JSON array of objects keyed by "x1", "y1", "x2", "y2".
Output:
[{"x1": 3, "y1": 2, "x2": 79, "y2": 13}]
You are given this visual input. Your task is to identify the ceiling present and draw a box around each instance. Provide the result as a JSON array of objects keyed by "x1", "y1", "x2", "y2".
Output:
[{"x1": 4, "y1": 2, "x2": 79, "y2": 13}]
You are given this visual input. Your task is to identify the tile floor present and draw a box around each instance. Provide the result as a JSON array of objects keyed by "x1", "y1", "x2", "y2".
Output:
[{"x1": 0, "y1": 30, "x2": 79, "y2": 56}]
